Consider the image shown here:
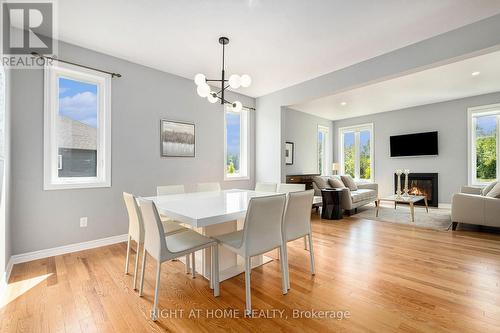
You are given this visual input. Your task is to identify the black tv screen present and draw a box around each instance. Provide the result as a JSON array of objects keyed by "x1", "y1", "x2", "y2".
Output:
[{"x1": 390, "y1": 131, "x2": 438, "y2": 157}]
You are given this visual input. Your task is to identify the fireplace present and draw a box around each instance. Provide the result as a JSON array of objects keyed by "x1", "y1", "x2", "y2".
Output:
[{"x1": 394, "y1": 173, "x2": 438, "y2": 207}]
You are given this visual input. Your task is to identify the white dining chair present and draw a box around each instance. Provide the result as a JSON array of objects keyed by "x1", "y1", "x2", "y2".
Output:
[
  {"x1": 196, "y1": 182, "x2": 221, "y2": 192},
  {"x1": 157, "y1": 184, "x2": 185, "y2": 196},
  {"x1": 123, "y1": 192, "x2": 192, "y2": 287},
  {"x1": 277, "y1": 183, "x2": 306, "y2": 193},
  {"x1": 255, "y1": 182, "x2": 277, "y2": 192},
  {"x1": 156, "y1": 184, "x2": 187, "y2": 230},
  {"x1": 138, "y1": 198, "x2": 220, "y2": 321},
  {"x1": 123, "y1": 192, "x2": 144, "y2": 290},
  {"x1": 282, "y1": 190, "x2": 316, "y2": 290},
  {"x1": 213, "y1": 194, "x2": 287, "y2": 314},
  {"x1": 156, "y1": 185, "x2": 193, "y2": 275},
  {"x1": 276, "y1": 183, "x2": 308, "y2": 250}
]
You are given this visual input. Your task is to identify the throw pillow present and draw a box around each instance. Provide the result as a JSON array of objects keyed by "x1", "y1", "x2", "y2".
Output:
[
  {"x1": 328, "y1": 178, "x2": 346, "y2": 189},
  {"x1": 485, "y1": 182, "x2": 500, "y2": 199},
  {"x1": 312, "y1": 176, "x2": 331, "y2": 190},
  {"x1": 340, "y1": 175, "x2": 358, "y2": 191},
  {"x1": 482, "y1": 181, "x2": 498, "y2": 196}
]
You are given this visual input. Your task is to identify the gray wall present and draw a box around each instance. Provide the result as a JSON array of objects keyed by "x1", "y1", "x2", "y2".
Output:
[
  {"x1": 283, "y1": 108, "x2": 333, "y2": 175},
  {"x1": 332, "y1": 91, "x2": 500, "y2": 204},
  {"x1": 10, "y1": 41, "x2": 255, "y2": 255}
]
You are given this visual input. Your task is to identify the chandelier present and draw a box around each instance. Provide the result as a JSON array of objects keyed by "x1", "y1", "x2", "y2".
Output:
[{"x1": 194, "y1": 37, "x2": 255, "y2": 111}]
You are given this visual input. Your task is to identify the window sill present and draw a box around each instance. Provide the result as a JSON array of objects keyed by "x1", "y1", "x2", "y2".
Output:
[
  {"x1": 224, "y1": 175, "x2": 250, "y2": 182},
  {"x1": 354, "y1": 179, "x2": 374, "y2": 183},
  {"x1": 44, "y1": 181, "x2": 111, "y2": 190},
  {"x1": 469, "y1": 183, "x2": 491, "y2": 188}
]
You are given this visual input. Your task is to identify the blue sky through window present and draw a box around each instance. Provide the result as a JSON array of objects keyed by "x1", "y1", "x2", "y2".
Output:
[
  {"x1": 226, "y1": 112, "x2": 240, "y2": 156},
  {"x1": 476, "y1": 115, "x2": 496, "y2": 136},
  {"x1": 59, "y1": 77, "x2": 98, "y2": 128},
  {"x1": 360, "y1": 130, "x2": 370, "y2": 146},
  {"x1": 344, "y1": 132, "x2": 354, "y2": 147}
]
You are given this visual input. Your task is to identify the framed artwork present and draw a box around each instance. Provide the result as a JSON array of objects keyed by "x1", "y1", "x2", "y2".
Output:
[
  {"x1": 285, "y1": 142, "x2": 294, "y2": 165},
  {"x1": 160, "y1": 120, "x2": 195, "y2": 157}
]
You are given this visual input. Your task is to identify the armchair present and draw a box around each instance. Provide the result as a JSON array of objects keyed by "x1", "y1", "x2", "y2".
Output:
[{"x1": 451, "y1": 186, "x2": 500, "y2": 230}]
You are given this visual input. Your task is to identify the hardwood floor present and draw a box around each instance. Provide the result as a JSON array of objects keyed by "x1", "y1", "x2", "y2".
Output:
[{"x1": 2, "y1": 214, "x2": 500, "y2": 333}]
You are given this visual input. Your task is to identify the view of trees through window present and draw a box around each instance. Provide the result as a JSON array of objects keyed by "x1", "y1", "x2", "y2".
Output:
[
  {"x1": 343, "y1": 132, "x2": 355, "y2": 178},
  {"x1": 475, "y1": 115, "x2": 497, "y2": 182},
  {"x1": 317, "y1": 126, "x2": 329, "y2": 175},
  {"x1": 226, "y1": 111, "x2": 241, "y2": 175},
  {"x1": 359, "y1": 130, "x2": 371, "y2": 179},
  {"x1": 341, "y1": 125, "x2": 372, "y2": 180}
]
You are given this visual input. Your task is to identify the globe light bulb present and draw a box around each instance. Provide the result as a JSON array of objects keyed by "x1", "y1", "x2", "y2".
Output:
[
  {"x1": 240, "y1": 74, "x2": 252, "y2": 87},
  {"x1": 232, "y1": 101, "x2": 243, "y2": 112},
  {"x1": 197, "y1": 83, "x2": 210, "y2": 97},
  {"x1": 194, "y1": 73, "x2": 206, "y2": 86},
  {"x1": 207, "y1": 92, "x2": 218, "y2": 103},
  {"x1": 228, "y1": 74, "x2": 241, "y2": 89}
]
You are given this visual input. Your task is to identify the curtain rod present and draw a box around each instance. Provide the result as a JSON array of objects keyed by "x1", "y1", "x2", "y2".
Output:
[{"x1": 31, "y1": 52, "x2": 122, "y2": 78}]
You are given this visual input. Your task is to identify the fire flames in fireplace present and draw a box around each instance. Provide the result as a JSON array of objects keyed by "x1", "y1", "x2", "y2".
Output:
[
  {"x1": 394, "y1": 173, "x2": 438, "y2": 207},
  {"x1": 409, "y1": 186, "x2": 424, "y2": 196},
  {"x1": 407, "y1": 180, "x2": 432, "y2": 201}
]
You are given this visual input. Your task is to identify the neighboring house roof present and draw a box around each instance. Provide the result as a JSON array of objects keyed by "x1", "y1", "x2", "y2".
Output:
[{"x1": 57, "y1": 115, "x2": 97, "y2": 150}]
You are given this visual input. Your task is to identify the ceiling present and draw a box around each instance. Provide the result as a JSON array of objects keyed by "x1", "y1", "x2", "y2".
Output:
[
  {"x1": 56, "y1": 0, "x2": 500, "y2": 97},
  {"x1": 290, "y1": 50, "x2": 500, "y2": 120}
]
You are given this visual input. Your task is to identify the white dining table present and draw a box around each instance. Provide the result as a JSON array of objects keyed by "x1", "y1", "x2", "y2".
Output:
[{"x1": 142, "y1": 189, "x2": 279, "y2": 281}]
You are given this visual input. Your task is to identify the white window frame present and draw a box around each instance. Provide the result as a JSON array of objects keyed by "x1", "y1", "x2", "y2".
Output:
[
  {"x1": 339, "y1": 123, "x2": 374, "y2": 181},
  {"x1": 44, "y1": 62, "x2": 111, "y2": 190},
  {"x1": 317, "y1": 125, "x2": 330, "y2": 176},
  {"x1": 224, "y1": 108, "x2": 249, "y2": 181},
  {"x1": 467, "y1": 104, "x2": 500, "y2": 186}
]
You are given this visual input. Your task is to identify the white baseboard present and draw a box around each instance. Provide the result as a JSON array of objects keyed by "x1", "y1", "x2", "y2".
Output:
[
  {"x1": 1, "y1": 234, "x2": 127, "y2": 293},
  {"x1": 10, "y1": 234, "x2": 128, "y2": 265}
]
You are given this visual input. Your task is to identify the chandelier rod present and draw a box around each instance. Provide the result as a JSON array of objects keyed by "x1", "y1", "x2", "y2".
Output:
[
  {"x1": 221, "y1": 40, "x2": 226, "y2": 105},
  {"x1": 216, "y1": 85, "x2": 230, "y2": 95}
]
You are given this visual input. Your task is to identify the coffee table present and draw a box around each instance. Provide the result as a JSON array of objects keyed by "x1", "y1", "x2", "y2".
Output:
[{"x1": 376, "y1": 195, "x2": 428, "y2": 222}]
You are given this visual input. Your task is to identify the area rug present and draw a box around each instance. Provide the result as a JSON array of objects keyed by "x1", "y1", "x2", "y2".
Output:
[{"x1": 354, "y1": 203, "x2": 452, "y2": 231}]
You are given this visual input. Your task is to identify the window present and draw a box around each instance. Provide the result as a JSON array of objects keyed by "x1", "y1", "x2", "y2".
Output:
[
  {"x1": 224, "y1": 108, "x2": 249, "y2": 180},
  {"x1": 339, "y1": 123, "x2": 374, "y2": 181},
  {"x1": 468, "y1": 104, "x2": 500, "y2": 186},
  {"x1": 317, "y1": 125, "x2": 329, "y2": 175},
  {"x1": 44, "y1": 62, "x2": 111, "y2": 190}
]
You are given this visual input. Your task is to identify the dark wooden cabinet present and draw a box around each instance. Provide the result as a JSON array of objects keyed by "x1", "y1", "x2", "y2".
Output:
[{"x1": 285, "y1": 174, "x2": 320, "y2": 190}]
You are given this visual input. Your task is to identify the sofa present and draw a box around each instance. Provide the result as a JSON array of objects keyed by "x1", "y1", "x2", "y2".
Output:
[
  {"x1": 451, "y1": 184, "x2": 500, "y2": 230},
  {"x1": 312, "y1": 175, "x2": 378, "y2": 214}
]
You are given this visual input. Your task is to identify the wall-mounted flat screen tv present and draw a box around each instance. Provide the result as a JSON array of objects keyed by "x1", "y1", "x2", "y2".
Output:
[{"x1": 390, "y1": 131, "x2": 438, "y2": 157}]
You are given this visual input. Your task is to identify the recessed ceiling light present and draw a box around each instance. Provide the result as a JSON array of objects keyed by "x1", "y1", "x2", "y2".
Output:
[
  {"x1": 340, "y1": 102, "x2": 347, "y2": 106},
  {"x1": 471, "y1": 71, "x2": 481, "y2": 76}
]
